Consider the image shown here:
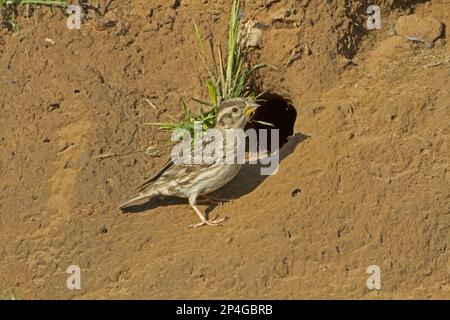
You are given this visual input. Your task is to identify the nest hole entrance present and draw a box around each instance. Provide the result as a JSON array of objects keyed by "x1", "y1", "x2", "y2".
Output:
[{"x1": 245, "y1": 93, "x2": 297, "y2": 152}]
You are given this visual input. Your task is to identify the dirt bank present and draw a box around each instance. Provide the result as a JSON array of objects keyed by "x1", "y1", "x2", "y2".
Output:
[{"x1": 0, "y1": 0, "x2": 448, "y2": 299}]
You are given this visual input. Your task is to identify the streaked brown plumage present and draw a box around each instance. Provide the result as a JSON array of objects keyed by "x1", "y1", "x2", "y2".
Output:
[{"x1": 119, "y1": 98, "x2": 259, "y2": 228}]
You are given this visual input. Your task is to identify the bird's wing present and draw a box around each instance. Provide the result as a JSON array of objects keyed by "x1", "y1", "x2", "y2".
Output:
[
  {"x1": 137, "y1": 159, "x2": 176, "y2": 192},
  {"x1": 136, "y1": 134, "x2": 219, "y2": 192}
]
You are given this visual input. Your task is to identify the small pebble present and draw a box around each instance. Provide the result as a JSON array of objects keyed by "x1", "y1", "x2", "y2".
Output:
[{"x1": 99, "y1": 225, "x2": 108, "y2": 234}]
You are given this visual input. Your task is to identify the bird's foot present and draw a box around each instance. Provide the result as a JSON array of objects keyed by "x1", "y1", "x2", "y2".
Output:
[{"x1": 189, "y1": 215, "x2": 229, "y2": 228}]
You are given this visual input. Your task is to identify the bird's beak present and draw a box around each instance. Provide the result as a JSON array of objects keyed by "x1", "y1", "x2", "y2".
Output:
[{"x1": 244, "y1": 102, "x2": 260, "y2": 117}]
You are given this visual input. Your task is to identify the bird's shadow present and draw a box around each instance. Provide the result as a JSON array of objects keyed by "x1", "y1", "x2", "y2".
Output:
[{"x1": 121, "y1": 132, "x2": 309, "y2": 214}]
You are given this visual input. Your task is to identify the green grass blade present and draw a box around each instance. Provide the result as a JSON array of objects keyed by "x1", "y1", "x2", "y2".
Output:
[
  {"x1": 191, "y1": 97, "x2": 212, "y2": 107},
  {"x1": 206, "y1": 79, "x2": 218, "y2": 109},
  {"x1": 193, "y1": 22, "x2": 217, "y2": 85},
  {"x1": 225, "y1": 0, "x2": 240, "y2": 97}
]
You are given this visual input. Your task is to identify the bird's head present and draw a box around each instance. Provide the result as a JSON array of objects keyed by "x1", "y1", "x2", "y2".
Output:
[{"x1": 215, "y1": 98, "x2": 259, "y2": 130}]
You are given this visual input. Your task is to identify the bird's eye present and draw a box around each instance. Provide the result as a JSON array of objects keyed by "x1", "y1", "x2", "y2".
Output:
[{"x1": 232, "y1": 107, "x2": 238, "y2": 113}]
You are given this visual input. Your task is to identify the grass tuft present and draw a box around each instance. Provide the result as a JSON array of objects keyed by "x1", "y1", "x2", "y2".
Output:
[
  {"x1": 0, "y1": 0, "x2": 67, "y2": 31},
  {"x1": 0, "y1": 0, "x2": 66, "y2": 6},
  {"x1": 149, "y1": 0, "x2": 265, "y2": 136}
]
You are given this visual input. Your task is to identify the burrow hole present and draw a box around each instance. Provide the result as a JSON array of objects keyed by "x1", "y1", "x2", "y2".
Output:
[{"x1": 245, "y1": 93, "x2": 297, "y2": 152}]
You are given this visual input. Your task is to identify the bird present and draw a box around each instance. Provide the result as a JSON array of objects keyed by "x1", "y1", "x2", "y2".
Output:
[{"x1": 119, "y1": 98, "x2": 259, "y2": 228}]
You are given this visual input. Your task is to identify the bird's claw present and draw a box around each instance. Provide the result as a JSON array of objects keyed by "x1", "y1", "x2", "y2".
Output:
[{"x1": 188, "y1": 215, "x2": 229, "y2": 229}]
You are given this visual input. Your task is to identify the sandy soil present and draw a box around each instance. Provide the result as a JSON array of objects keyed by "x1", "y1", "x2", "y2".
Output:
[{"x1": 0, "y1": 0, "x2": 449, "y2": 299}]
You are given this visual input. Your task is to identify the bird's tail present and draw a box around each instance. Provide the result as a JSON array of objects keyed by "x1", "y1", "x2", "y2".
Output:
[{"x1": 118, "y1": 191, "x2": 153, "y2": 209}]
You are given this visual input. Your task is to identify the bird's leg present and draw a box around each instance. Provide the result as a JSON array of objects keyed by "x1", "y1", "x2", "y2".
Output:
[{"x1": 188, "y1": 194, "x2": 228, "y2": 228}]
